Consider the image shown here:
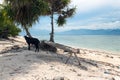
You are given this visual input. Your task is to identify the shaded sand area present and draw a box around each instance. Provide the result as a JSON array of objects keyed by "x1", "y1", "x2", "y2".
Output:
[{"x1": 0, "y1": 36, "x2": 120, "y2": 80}]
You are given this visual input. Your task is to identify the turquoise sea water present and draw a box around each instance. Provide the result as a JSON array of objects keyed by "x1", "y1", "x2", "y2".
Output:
[{"x1": 37, "y1": 35, "x2": 120, "y2": 54}]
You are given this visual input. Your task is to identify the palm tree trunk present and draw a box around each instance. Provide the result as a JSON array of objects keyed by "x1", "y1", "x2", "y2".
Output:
[
  {"x1": 24, "y1": 26, "x2": 32, "y2": 37},
  {"x1": 49, "y1": 8, "x2": 54, "y2": 42}
]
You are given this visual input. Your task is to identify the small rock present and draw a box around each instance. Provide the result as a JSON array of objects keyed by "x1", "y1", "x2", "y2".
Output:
[
  {"x1": 117, "y1": 66, "x2": 120, "y2": 69},
  {"x1": 111, "y1": 77, "x2": 115, "y2": 80},
  {"x1": 110, "y1": 56, "x2": 113, "y2": 58},
  {"x1": 80, "y1": 65, "x2": 88, "y2": 71},
  {"x1": 27, "y1": 60, "x2": 31, "y2": 62},
  {"x1": 77, "y1": 74, "x2": 81, "y2": 76},
  {"x1": 53, "y1": 76, "x2": 70, "y2": 80},
  {"x1": 104, "y1": 71, "x2": 110, "y2": 74},
  {"x1": 9, "y1": 72, "x2": 14, "y2": 76},
  {"x1": 111, "y1": 76, "x2": 120, "y2": 80},
  {"x1": 106, "y1": 55, "x2": 109, "y2": 57},
  {"x1": 70, "y1": 69, "x2": 77, "y2": 72},
  {"x1": 50, "y1": 66, "x2": 54, "y2": 70}
]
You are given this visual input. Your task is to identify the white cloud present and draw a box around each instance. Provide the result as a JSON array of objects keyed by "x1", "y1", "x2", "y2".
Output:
[
  {"x1": 34, "y1": 9, "x2": 120, "y2": 31},
  {"x1": 35, "y1": 21, "x2": 120, "y2": 32},
  {"x1": 70, "y1": 0, "x2": 120, "y2": 13},
  {"x1": 24, "y1": 0, "x2": 120, "y2": 32},
  {"x1": 0, "y1": 0, "x2": 3, "y2": 4},
  {"x1": 82, "y1": 10, "x2": 120, "y2": 23},
  {"x1": 33, "y1": 0, "x2": 120, "y2": 32},
  {"x1": 85, "y1": 21, "x2": 120, "y2": 30},
  {"x1": 58, "y1": 21, "x2": 120, "y2": 31}
]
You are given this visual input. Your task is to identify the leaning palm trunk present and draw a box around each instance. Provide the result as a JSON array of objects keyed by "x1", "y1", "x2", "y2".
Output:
[
  {"x1": 24, "y1": 26, "x2": 32, "y2": 37},
  {"x1": 49, "y1": 8, "x2": 54, "y2": 42},
  {"x1": 47, "y1": 0, "x2": 75, "y2": 42}
]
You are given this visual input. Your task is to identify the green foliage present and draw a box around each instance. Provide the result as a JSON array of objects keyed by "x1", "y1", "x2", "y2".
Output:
[
  {"x1": 63, "y1": 7, "x2": 76, "y2": 18},
  {"x1": 44, "y1": 0, "x2": 76, "y2": 42},
  {"x1": 5, "y1": 0, "x2": 49, "y2": 28},
  {"x1": 57, "y1": 15, "x2": 66, "y2": 26},
  {"x1": 8, "y1": 24, "x2": 21, "y2": 37},
  {"x1": 4, "y1": 0, "x2": 49, "y2": 37},
  {"x1": 0, "y1": 6, "x2": 21, "y2": 38},
  {"x1": 57, "y1": 7, "x2": 76, "y2": 26},
  {"x1": 44, "y1": 0, "x2": 76, "y2": 27},
  {"x1": 0, "y1": 24, "x2": 21, "y2": 37}
]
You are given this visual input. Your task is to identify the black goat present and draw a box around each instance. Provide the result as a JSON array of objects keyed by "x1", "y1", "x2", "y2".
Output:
[{"x1": 24, "y1": 36, "x2": 40, "y2": 52}]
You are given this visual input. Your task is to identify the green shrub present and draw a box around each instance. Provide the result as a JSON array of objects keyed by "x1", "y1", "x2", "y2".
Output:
[{"x1": 0, "y1": 6, "x2": 21, "y2": 38}]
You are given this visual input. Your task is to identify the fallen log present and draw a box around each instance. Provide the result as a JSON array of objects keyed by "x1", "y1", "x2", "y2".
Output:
[
  {"x1": 41, "y1": 40, "x2": 81, "y2": 65},
  {"x1": 44, "y1": 41, "x2": 80, "y2": 53},
  {"x1": 40, "y1": 40, "x2": 57, "y2": 52}
]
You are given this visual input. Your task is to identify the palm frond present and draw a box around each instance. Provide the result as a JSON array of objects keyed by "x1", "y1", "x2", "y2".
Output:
[{"x1": 57, "y1": 15, "x2": 66, "y2": 26}]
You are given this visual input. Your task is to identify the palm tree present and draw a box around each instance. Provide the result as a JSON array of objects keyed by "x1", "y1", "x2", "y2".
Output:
[
  {"x1": 4, "y1": 0, "x2": 48, "y2": 37},
  {"x1": 44, "y1": 0, "x2": 76, "y2": 42}
]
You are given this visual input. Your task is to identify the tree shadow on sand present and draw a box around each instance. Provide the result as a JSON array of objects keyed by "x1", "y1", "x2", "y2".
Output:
[{"x1": 0, "y1": 47, "x2": 119, "y2": 80}]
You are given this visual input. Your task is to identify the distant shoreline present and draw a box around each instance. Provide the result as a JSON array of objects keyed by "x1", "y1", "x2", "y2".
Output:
[
  {"x1": 18, "y1": 35, "x2": 120, "y2": 54},
  {"x1": 20, "y1": 29, "x2": 120, "y2": 36},
  {"x1": 0, "y1": 36, "x2": 119, "y2": 55}
]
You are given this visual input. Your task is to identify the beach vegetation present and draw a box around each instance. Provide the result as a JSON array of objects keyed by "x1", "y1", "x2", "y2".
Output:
[{"x1": 0, "y1": 5, "x2": 21, "y2": 39}]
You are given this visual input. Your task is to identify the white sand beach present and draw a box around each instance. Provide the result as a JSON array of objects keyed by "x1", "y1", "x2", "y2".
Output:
[{"x1": 0, "y1": 36, "x2": 120, "y2": 80}]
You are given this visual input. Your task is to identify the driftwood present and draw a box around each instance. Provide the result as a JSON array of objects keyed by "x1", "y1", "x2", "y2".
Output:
[
  {"x1": 42, "y1": 40, "x2": 81, "y2": 65},
  {"x1": 40, "y1": 41, "x2": 57, "y2": 52}
]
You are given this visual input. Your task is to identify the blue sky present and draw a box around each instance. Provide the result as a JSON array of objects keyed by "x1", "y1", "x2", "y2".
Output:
[
  {"x1": 31, "y1": 0, "x2": 120, "y2": 33},
  {"x1": 1, "y1": 0, "x2": 120, "y2": 33}
]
